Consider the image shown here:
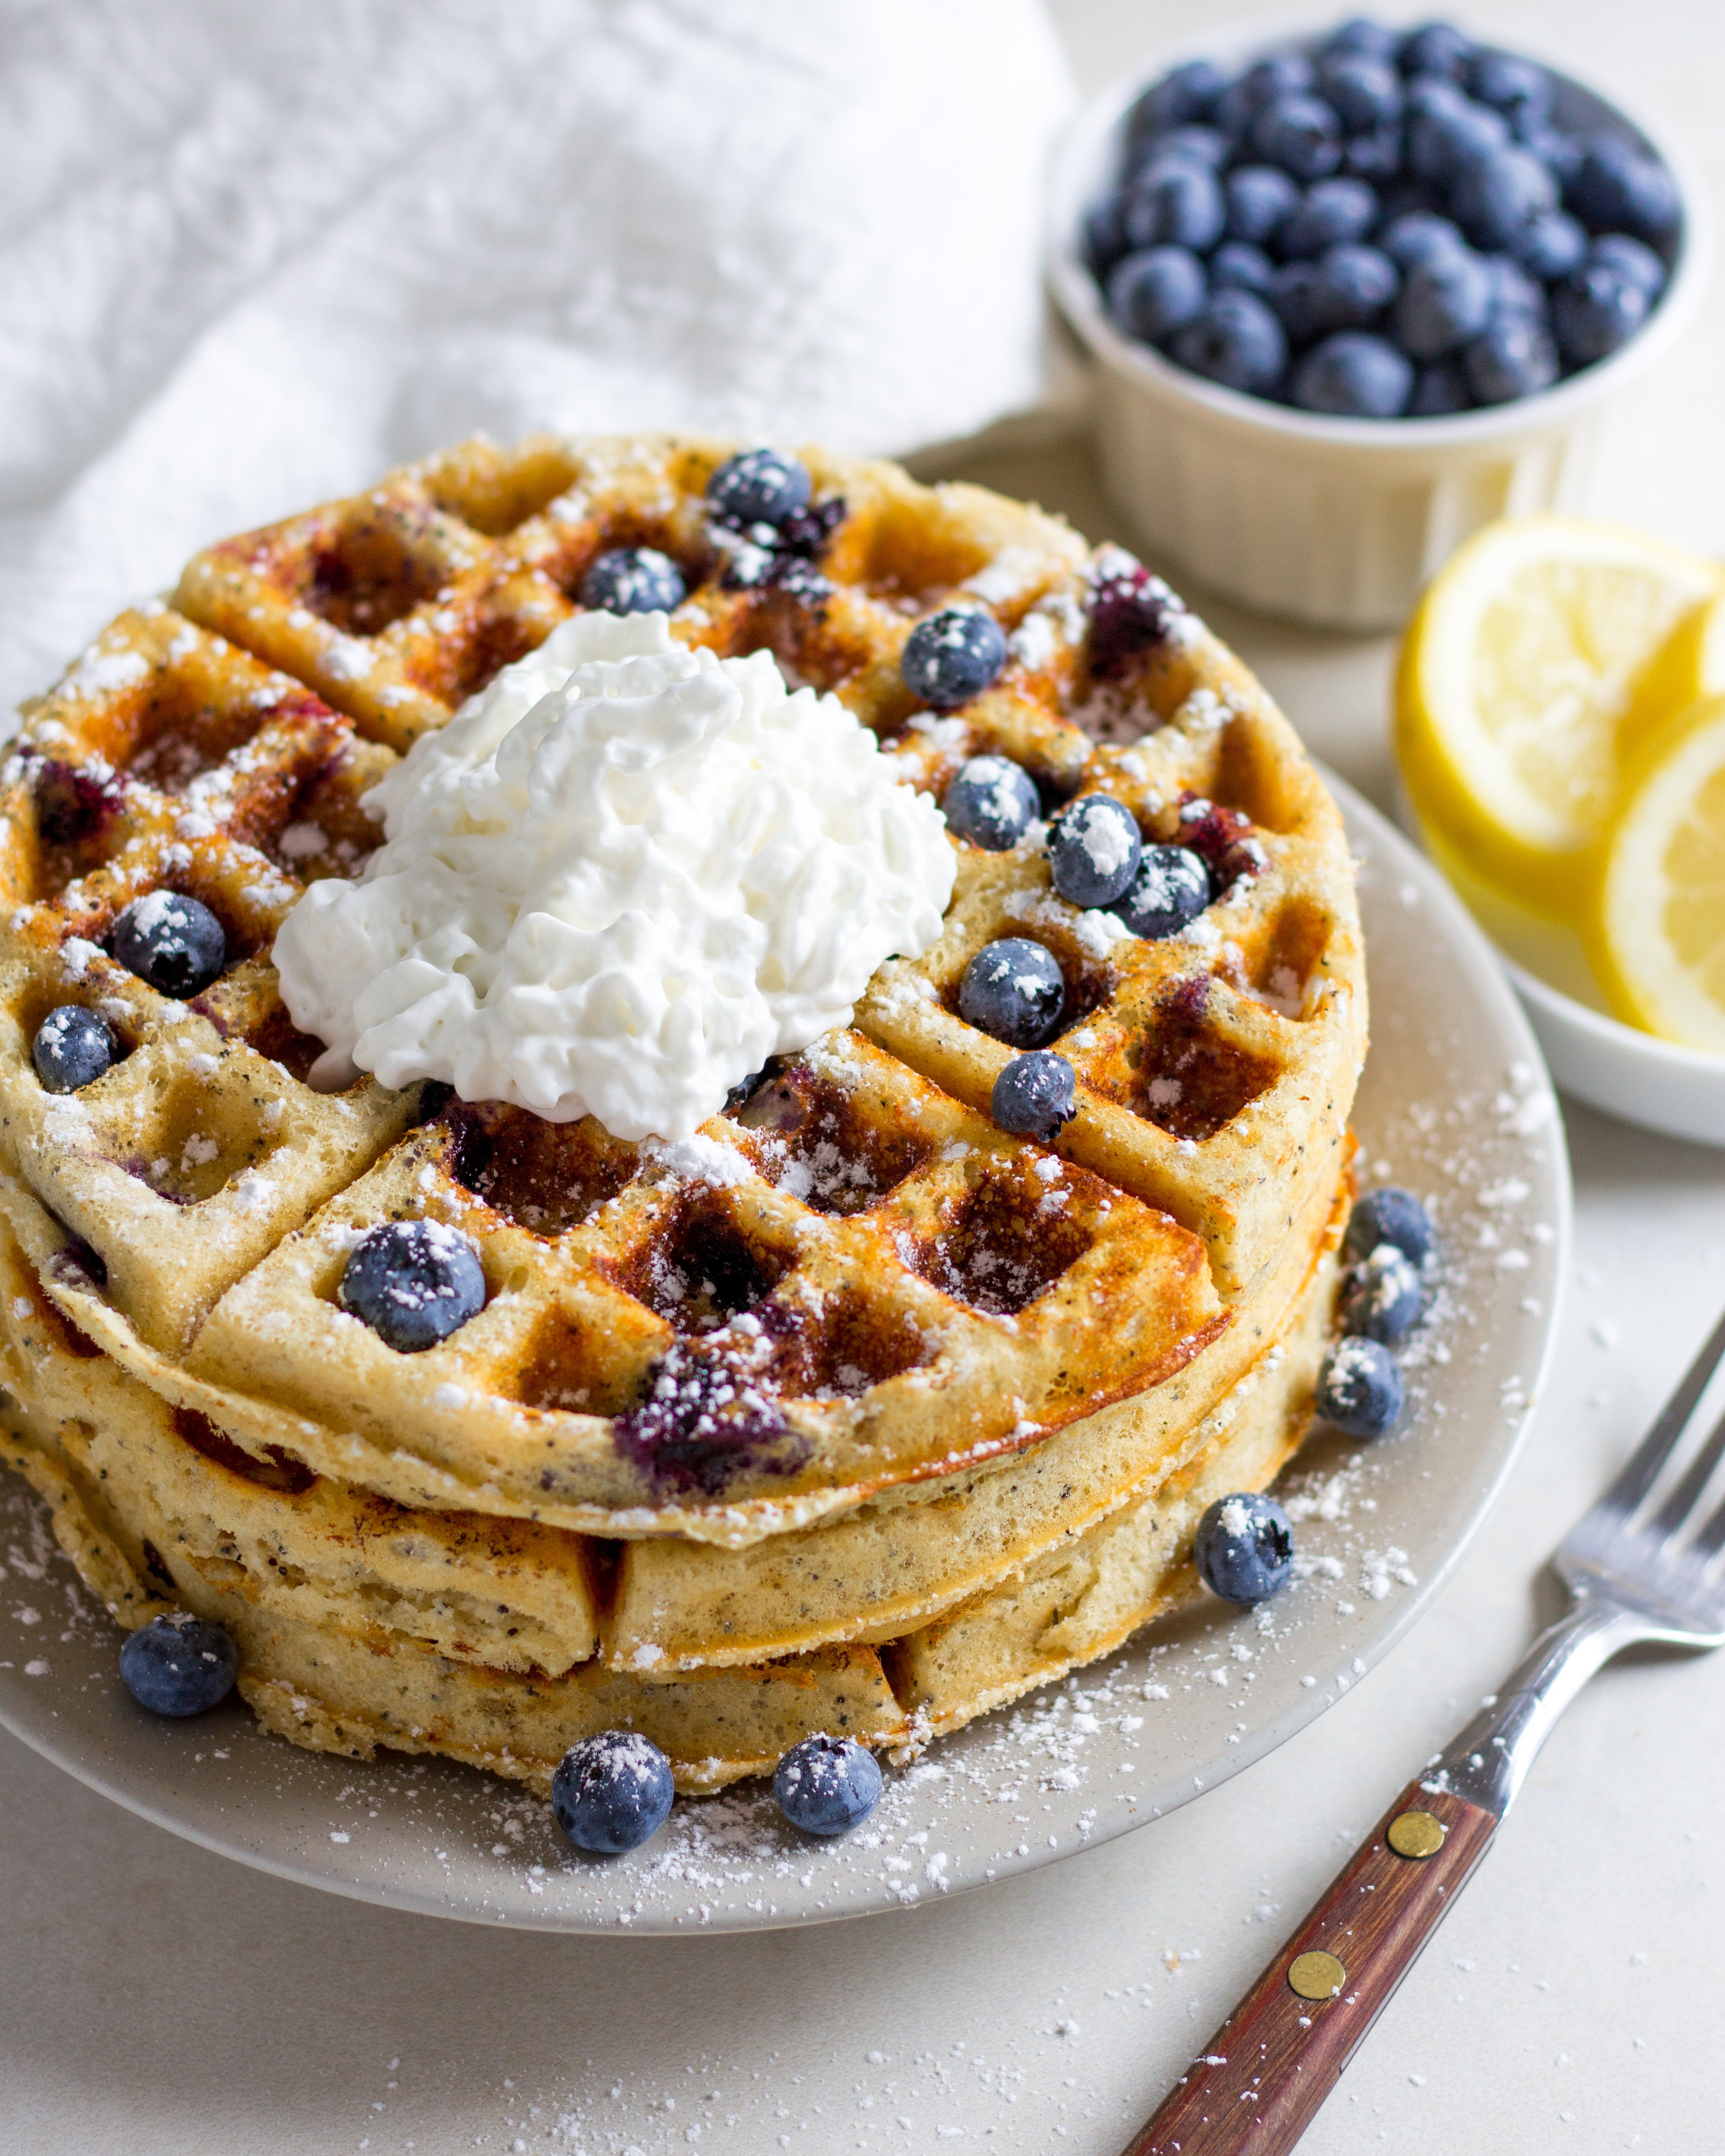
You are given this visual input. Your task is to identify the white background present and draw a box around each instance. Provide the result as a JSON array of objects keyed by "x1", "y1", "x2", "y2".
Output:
[{"x1": 5, "y1": 2, "x2": 1725, "y2": 2150}]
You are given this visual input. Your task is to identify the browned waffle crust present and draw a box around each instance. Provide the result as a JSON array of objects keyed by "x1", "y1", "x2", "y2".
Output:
[{"x1": 0, "y1": 435, "x2": 1365, "y2": 1790}]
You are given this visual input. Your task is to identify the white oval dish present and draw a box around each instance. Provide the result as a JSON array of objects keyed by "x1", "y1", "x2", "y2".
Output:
[
  {"x1": 1046, "y1": 27, "x2": 1711, "y2": 629},
  {"x1": 0, "y1": 778, "x2": 1568, "y2": 1933}
]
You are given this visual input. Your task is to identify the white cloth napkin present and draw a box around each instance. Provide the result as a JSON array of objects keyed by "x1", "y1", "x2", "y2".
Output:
[{"x1": 0, "y1": 0, "x2": 1074, "y2": 722}]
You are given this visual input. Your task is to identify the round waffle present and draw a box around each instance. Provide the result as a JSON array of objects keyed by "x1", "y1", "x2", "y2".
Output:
[{"x1": 0, "y1": 434, "x2": 1365, "y2": 1794}]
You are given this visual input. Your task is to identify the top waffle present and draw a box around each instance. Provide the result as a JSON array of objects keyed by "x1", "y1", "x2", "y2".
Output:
[{"x1": 0, "y1": 435, "x2": 1365, "y2": 1544}]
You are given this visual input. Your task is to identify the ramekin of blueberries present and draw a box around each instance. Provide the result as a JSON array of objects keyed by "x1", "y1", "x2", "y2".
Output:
[{"x1": 1047, "y1": 16, "x2": 1702, "y2": 626}]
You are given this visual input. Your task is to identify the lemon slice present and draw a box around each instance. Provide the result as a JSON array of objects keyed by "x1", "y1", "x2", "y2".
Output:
[
  {"x1": 1623, "y1": 585, "x2": 1725, "y2": 754},
  {"x1": 1592, "y1": 693, "x2": 1725, "y2": 1051},
  {"x1": 1397, "y1": 515, "x2": 1722, "y2": 915}
]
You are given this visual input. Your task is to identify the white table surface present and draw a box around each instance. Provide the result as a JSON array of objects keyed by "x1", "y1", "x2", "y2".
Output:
[{"x1": 7, "y1": 4, "x2": 1725, "y2": 2150}]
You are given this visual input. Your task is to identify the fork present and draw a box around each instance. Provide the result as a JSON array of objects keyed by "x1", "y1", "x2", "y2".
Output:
[{"x1": 1120, "y1": 1305, "x2": 1725, "y2": 2156}]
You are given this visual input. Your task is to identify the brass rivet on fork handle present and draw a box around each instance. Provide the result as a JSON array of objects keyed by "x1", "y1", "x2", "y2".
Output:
[
  {"x1": 1287, "y1": 1950, "x2": 1347, "y2": 2000},
  {"x1": 1387, "y1": 1809, "x2": 1447, "y2": 1859}
]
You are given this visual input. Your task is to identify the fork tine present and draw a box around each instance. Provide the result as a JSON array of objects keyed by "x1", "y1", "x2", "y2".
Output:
[
  {"x1": 1600, "y1": 1303, "x2": 1725, "y2": 1516},
  {"x1": 1692, "y1": 1489, "x2": 1725, "y2": 1563},
  {"x1": 1647, "y1": 1399, "x2": 1725, "y2": 1539}
]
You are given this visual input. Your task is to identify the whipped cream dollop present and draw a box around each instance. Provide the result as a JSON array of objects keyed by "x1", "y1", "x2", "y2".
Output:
[{"x1": 272, "y1": 613, "x2": 955, "y2": 1141}]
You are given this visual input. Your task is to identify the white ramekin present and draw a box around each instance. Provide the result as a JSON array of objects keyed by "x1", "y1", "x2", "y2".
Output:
[{"x1": 1047, "y1": 29, "x2": 1711, "y2": 630}]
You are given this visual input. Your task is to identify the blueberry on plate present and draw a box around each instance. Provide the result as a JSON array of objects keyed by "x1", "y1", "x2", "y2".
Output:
[
  {"x1": 578, "y1": 545, "x2": 685, "y2": 615},
  {"x1": 1216, "y1": 51, "x2": 1315, "y2": 137},
  {"x1": 1339, "y1": 1244, "x2": 1425, "y2": 1345},
  {"x1": 1223, "y1": 164, "x2": 1300, "y2": 246},
  {"x1": 992, "y1": 1050, "x2": 1077, "y2": 1143},
  {"x1": 1122, "y1": 157, "x2": 1226, "y2": 253},
  {"x1": 1268, "y1": 260, "x2": 1324, "y2": 345},
  {"x1": 1169, "y1": 290, "x2": 1287, "y2": 395},
  {"x1": 1450, "y1": 145, "x2": 1558, "y2": 250},
  {"x1": 1210, "y1": 241, "x2": 1275, "y2": 297},
  {"x1": 1469, "y1": 50, "x2": 1551, "y2": 134},
  {"x1": 1114, "y1": 843, "x2": 1210, "y2": 940},
  {"x1": 1406, "y1": 82, "x2": 1506, "y2": 185},
  {"x1": 1194, "y1": 1492, "x2": 1295, "y2": 1607},
  {"x1": 1108, "y1": 245, "x2": 1208, "y2": 343},
  {"x1": 1315, "y1": 1335, "x2": 1406, "y2": 1438},
  {"x1": 1482, "y1": 253, "x2": 1549, "y2": 326},
  {"x1": 941, "y1": 755, "x2": 1041, "y2": 852},
  {"x1": 1127, "y1": 56, "x2": 1230, "y2": 138},
  {"x1": 1398, "y1": 21, "x2": 1473, "y2": 81},
  {"x1": 1047, "y1": 792, "x2": 1142, "y2": 909},
  {"x1": 32, "y1": 1004, "x2": 119, "y2": 1093},
  {"x1": 1132, "y1": 123, "x2": 1231, "y2": 172},
  {"x1": 957, "y1": 938, "x2": 1065, "y2": 1048},
  {"x1": 1309, "y1": 244, "x2": 1400, "y2": 333},
  {"x1": 1083, "y1": 193, "x2": 1129, "y2": 278},
  {"x1": 119, "y1": 1613, "x2": 238, "y2": 1716},
  {"x1": 1345, "y1": 1186, "x2": 1436, "y2": 1267},
  {"x1": 1590, "y1": 233, "x2": 1667, "y2": 296},
  {"x1": 111, "y1": 891, "x2": 226, "y2": 998},
  {"x1": 1275, "y1": 176, "x2": 1378, "y2": 260},
  {"x1": 1393, "y1": 247, "x2": 1492, "y2": 359},
  {"x1": 774, "y1": 1733, "x2": 883, "y2": 1837},
  {"x1": 552, "y1": 1731, "x2": 675, "y2": 1854},
  {"x1": 1523, "y1": 127, "x2": 1584, "y2": 189},
  {"x1": 1343, "y1": 123, "x2": 1405, "y2": 180},
  {"x1": 1567, "y1": 135, "x2": 1681, "y2": 247},
  {"x1": 1292, "y1": 331, "x2": 1412, "y2": 417},
  {"x1": 1551, "y1": 260, "x2": 1649, "y2": 367},
  {"x1": 338, "y1": 1218, "x2": 487, "y2": 1354},
  {"x1": 1409, "y1": 361, "x2": 1469, "y2": 415},
  {"x1": 1316, "y1": 54, "x2": 1403, "y2": 134},
  {"x1": 1512, "y1": 208, "x2": 1588, "y2": 282},
  {"x1": 1379, "y1": 210, "x2": 1468, "y2": 270},
  {"x1": 1324, "y1": 18, "x2": 1401, "y2": 64},
  {"x1": 1250, "y1": 93, "x2": 1344, "y2": 183},
  {"x1": 705, "y1": 447, "x2": 812, "y2": 530},
  {"x1": 901, "y1": 606, "x2": 1008, "y2": 711}
]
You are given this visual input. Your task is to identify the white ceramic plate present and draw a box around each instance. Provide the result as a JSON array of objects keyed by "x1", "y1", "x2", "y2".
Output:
[{"x1": 0, "y1": 778, "x2": 1568, "y2": 1933}]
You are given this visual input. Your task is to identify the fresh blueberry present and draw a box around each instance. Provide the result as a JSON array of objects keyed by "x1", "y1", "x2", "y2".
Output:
[
  {"x1": 1482, "y1": 252, "x2": 1549, "y2": 325},
  {"x1": 1512, "y1": 208, "x2": 1588, "y2": 282},
  {"x1": 1393, "y1": 247, "x2": 1492, "y2": 359},
  {"x1": 1194, "y1": 1492, "x2": 1295, "y2": 1607},
  {"x1": 1451, "y1": 146, "x2": 1558, "y2": 249},
  {"x1": 1128, "y1": 57, "x2": 1231, "y2": 137},
  {"x1": 957, "y1": 938, "x2": 1065, "y2": 1048},
  {"x1": 1224, "y1": 165, "x2": 1299, "y2": 246},
  {"x1": 1122, "y1": 158, "x2": 1226, "y2": 253},
  {"x1": 1406, "y1": 82, "x2": 1507, "y2": 185},
  {"x1": 1269, "y1": 261, "x2": 1323, "y2": 346},
  {"x1": 1108, "y1": 246, "x2": 1208, "y2": 343},
  {"x1": 1324, "y1": 18, "x2": 1401, "y2": 64},
  {"x1": 1398, "y1": 21, "x2": 1473, "y2": 80},
  {"x1": 1345, "y1": 1186, "x2": 1436, "y2": 1267},
  {"x1": 1292, "y1": 332, "x2": 1412, "y2": 417},
  {"x1": 1379, "y1": 210, "x2": 1468, "y2": 270},
  {"x1": 1315, "y1": 1336, "x2": 1406, "y2": 1438},
  {"x1": 1083, "y1": 193, "x2": 1129, "y2": 278},
  {"x1": 991, "y1": 1050, "x2": 1078, "y2": 1143},
  {"x1": 773, "y1": 1733, "x2": 883, "y2": 1837},
  {"x1": 1276, "y1": 177, "x2": 1379, "y2": 259},
  {"x1": 901, "y1": 607, "x2": 1008, "y2": 711},
  {"x1": 551, "y1": 1731, "x2": 675, "y2": 1854},
  {"x1": 1211, "y1": 242, "x2": 1275, "y2": 297},
  {"x1": 111, "y1": 891, "x2": 226, "y2": 998},
  {"x1": 32, "y1": 1005, "x2": 119, "y2": 1093},
  {"x1": 1343, "y1": 123, "x2": 1406, "y2": 180},
  {"x1": 942, "y1": 756, "x2": 1041, "y2": 852},
  {"x1": 1169, "y1": 290, "x2": 1288, "y2": 395},
  {"x1": 1114, "y1": 844, "x2": 1210, "y2": 939},
  {"x1": 578, "y1": 546, "x2": 685, "y2": 615},
  {"x1": 1310, "y1": 244, "x2": 1400, "y2": 332},
  {"x1": 1132, "y1": 123, "x2": 1231, "y2": 173},
  {"x1": 1340, "y1": 1244, "x2": 1425, "y2": 1344},
  {"x1": 1464, "y1": 316, "x2": 1559, "y2": 401},
  {"x1": 1469, "y1": 51, "x2": 1551, "y2": 133},
  {"x1": 1526, "y1": 129, "x2": 1586, "y2": 190},
  {"x1": 1048, "y1": 793, "x2": 1143, "y2": 909},
  {"x1": 1316, "y1": 54, "x2": 1403, "y2": 133},
  {"x1": 1409, "y1": 361, "x2": 1469, "y2": 414},
  {"x1": 1216, "y1": 52, "x2": 1314, "y2": 137},
  {"x1": 1250, "y1": 94, "x2": 1344, "y2": 183},
  {"x1": 1590, "y1": 233, "x2": 1667, "y2": 296},
  {"x1": 706, "y1": 449, "x2": 812, "y2": 530},
  {"x1": 1568, "y1": 135, "x2": 1681, "y2": 246},
  {"x1": 1551, "y1": 261, "x2": 1649, "y2": 366},
  {"x1": 338, "y1": 1219, "x2": 486, "y2": 1353},
  {"x1": 119, "y1": 1613, "x2": 238, "y2": 1716}
]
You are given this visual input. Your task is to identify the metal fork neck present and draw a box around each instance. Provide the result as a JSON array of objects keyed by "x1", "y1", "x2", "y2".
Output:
[{"x1": 1421, "y1": 1596, "x2": 1642, "y2": 1817}]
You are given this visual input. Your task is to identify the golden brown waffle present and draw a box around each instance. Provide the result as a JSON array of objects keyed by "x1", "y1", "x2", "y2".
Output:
[{"x1": 0, "y1": 433, "x2": 1365, "y2": 1796}]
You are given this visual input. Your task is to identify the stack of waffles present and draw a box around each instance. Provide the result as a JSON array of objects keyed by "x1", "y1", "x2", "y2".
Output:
[{"x1": 0, "y1": 437, "x2": 1364, "y2": 1793}]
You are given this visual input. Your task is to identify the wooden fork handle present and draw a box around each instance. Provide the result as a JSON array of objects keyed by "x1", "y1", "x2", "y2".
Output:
[{"x1": 1120, "y1": 1780, "x2": 1498, "y2": 2155}]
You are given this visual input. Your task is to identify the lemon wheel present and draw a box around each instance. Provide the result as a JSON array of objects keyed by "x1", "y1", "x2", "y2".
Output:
[
  {"x1": 1397, "y1": 515, "x2": 1722, "y2": 916},
  {"x1": 1592, "y1": 694, "x2": 1725, "y2": 1051}
]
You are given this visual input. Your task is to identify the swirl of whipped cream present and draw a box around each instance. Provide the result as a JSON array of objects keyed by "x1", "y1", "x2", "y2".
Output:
[{"x1": 272, "y1": 612, "x2": 955, "y2": 1141}]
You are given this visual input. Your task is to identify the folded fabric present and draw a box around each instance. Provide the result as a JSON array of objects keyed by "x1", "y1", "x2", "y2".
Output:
[{"x1": 0, "y1": 0, "x2": 1073, "y2": 721}]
